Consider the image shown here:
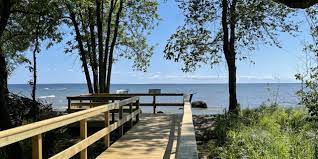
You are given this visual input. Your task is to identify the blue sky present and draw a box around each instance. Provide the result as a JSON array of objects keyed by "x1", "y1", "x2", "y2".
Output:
[{"x1": 9, "y1": 1, "x2": 311, "y2": 84}]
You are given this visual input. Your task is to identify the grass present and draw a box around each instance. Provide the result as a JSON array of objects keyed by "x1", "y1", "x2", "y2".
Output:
[{"x1": 198, "y1": 104, "x2": 318, "y2": 159}]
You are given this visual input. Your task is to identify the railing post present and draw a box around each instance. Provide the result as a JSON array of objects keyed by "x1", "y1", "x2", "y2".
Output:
[
  {"x1": 32, "y1": 134, "x2": 42, "y2": 159},
  {"x1": 67, "y1": 98, "x2": 71, "y2": 111},
  {"x1": 129, "y1": 103, "x2": 133, "y2": 127},
  {"x1": 112, "y1": 112, "x2": 115, "y2": 123},
  {"x1": 136, "y1": 100, "x2": 140, "y2": 122},
  {"x1": 80, "y1": 119, "x2": 87, "y2": 159},
  {"x1": 152, "y1": 96, "x2": 156, "y2": 114},
  {"x1": 104, "y1": 111, "x2": 110, "y2": 148},
  {"x1": 119, "y1": 105, "x2": 123, "y2": 136}
]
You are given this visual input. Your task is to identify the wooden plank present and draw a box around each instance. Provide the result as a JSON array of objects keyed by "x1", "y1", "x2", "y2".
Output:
[
  {"x1": 70, "y1": 103, "x2": 106, "y2": 107},
  {"x1": 176, "y1": 101, "x2": 198, "y2": 159},
  {"x1": 153, "y1": 96, "x2": 156, "y2": 114},
  {"x1": 68, "y1": 108, "x2": 136, "y2": 113},
  {"x1": 80, "y1": 120, "x2": 87, "y2": 159},
  {"x1": 32, "y1": 134, "x2": 42, "y2": 159},
  {"x1": 119, "y1": 106, "x2": 123, "y2": 136},
  {"x1": 67, "y1": 96, "x2": 132, "y2": 100},
  {"x1": 139, "y1": 103, "x2": 184, "y2": 106},
  {"x1": 96, "y1": 114, "x2": 181, "y2": 159},
  {"x1": 0, "y1": 97, "x2": 139, "y2": 147},
  {"x1": 49, "y1": 110, "x2": 140, "y2": 159},
  {"x1": 129, "y1": 103, "x2": 133, "y2": 127},
  {"x1": 136, "y1": 100, "x2": 140, "y2": 122},
  {"x1": 104, "y1": 111, "x2": 110, "y2": 148},
  {"x1": 67, "y1": 93, "x2": 184, "y2": 98}
]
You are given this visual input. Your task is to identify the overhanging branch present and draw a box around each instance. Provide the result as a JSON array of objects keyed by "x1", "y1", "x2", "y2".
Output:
[{"x1": 274, "y1": 0, "x2": 318, "y2": 9}]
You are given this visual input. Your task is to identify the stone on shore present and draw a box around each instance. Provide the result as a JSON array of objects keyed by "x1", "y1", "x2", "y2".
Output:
[{"x1": 191, "y1": 101, "x2": 208, "y2": 108}]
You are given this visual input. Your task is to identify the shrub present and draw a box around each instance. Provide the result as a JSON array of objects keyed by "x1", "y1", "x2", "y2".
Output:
[{"x1": 207, "y1": 105, "x2": 318, "y2": 159}]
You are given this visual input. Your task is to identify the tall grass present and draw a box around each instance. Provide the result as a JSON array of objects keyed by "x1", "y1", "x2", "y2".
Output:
[{"x1": 207, "y1": 105, "x2": 318, "y2": 158}]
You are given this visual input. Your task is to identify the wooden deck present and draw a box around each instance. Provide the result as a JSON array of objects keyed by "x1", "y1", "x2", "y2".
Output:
[
  {"x1": 97, "y1": 114, "x2": 181, "y2": 159},
  {"x1": 0, "y1": 94, "x2": 198, "y2": 159}
]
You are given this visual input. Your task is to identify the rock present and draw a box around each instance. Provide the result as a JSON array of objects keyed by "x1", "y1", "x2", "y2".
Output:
[
  {"x1": 191, "y1": 101, "x2": 208, "y2": 108},
  {"x1": 157, "y1": 111, "x2": 164, "y2": 114}
]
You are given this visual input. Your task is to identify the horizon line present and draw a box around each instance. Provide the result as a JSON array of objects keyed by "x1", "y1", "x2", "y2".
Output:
[{"x1": 8, "y1": 82, "x2": 301, "y2": 85}]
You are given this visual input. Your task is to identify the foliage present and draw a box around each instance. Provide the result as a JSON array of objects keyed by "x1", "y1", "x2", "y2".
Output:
[
  {"x1": 64, "y1": 0, "x2": 159, "y2": 71},
  {"x1": 296, "y1": 66, "x2": 318, "y2": 121},
  {"x1": 0, "y1": 93, "x2": 74, "y2": 159},
  {"x1": 0, "y1": 0, "x2": 63, "y2": 75},
  {"x1": 164, "y1": 0, "x2": 299, "y2": 72},
  {"x1": 295, "y1": 5, "x2": 318, "y2": 121},
  {"x1": 201, "y1": 105, "x2": 318, "y2": 158}
]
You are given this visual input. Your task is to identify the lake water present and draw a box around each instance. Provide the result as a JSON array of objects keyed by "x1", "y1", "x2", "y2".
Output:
[{"x1": 9, "y1": 83, "x2": 301, "y2": 114}]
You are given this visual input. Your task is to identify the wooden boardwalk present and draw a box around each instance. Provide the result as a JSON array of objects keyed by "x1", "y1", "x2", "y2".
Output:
[
  {"x1": 0, "y1": 94, "x2": 198, "y2": 159},
  {"x1": 97, "y1": 114, "x2": 181, "y2": 159}
]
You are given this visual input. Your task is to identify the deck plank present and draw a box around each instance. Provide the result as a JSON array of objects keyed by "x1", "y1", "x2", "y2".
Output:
[{"x1": 96, "y1": 114, "x2": 181, "y2": 159}]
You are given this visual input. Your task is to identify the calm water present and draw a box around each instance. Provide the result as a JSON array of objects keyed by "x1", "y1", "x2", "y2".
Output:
[{"x1": 9, "y1": 83, "x2": 301, "y2": 114}]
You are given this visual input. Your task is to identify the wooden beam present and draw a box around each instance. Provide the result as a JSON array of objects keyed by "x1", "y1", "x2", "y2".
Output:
[
  {"x1": 129, "y1": 103, "x2": 133, "y2": 127},
  {"x1": 80, "y1": 119, "x2": 87, "y2": 159},
  {"x1": 104, "y1": 111, "x2": 110, "y2": 148},
  {"x1": 32, "y1": 134, "x2": 42, "y2": 159},
  {"x1": 153, "y1": 96, "x2": 156, "y2": 114},
  {"x1": 139, "y1": 103, "x2": 184, "y2": 106},
  {"x1": 136, "y1": 100, "x2": 140, "y2": 122},
  {"x1": 49, "y1": 109, "x2": 140, "y2": 159},
  {"x1": 119, "y1": 105, "x2": 123, "y2": 136},
  {"x1": 0, "y1": 97, "x2": 139, "y2": 147},
  {"x1": 176, "y1": 100, "x2": 198, "y2": 159}
]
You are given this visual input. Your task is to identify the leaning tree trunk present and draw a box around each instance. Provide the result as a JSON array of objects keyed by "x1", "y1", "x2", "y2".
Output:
[
  {"x1": 68, "y1": 7, "x2": 94, "y2": 93},
  {"x1": 105, "y1": 0, "x2": 123, "y2": 93},
  {"x1": 88, "y1": 8, "x2": 99, "y2": 93},
  {"x1": 0, "y1": 1, "x2": 24, "y2": 158},
  {"x1": 103, "y1": 0, "x2": 115, "y2": 93}
]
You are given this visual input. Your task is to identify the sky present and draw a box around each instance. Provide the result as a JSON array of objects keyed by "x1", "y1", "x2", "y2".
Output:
[{"x1": 8, "y1": 1, "x2": 313, "y2": 84}]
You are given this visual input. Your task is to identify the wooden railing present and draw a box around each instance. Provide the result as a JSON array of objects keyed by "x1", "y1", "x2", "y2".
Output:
[
  {"x1": 0, "y1": 97, "x2": 140, "y2": 159},
  {"x1": 67, "y1": 93, "x2": 190, "y2": 114},
  {"x1": 176, "y1": 95, "x2": 199, "y2": 159}
]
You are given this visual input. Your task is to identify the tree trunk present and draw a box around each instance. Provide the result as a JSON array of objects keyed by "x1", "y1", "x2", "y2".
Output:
[
  {"x1": 227, "y1": 58, "x2": 239, "y2": 112},
  {"x1": 69, "y1": 7, "x2": 94, "y2": 93},
  {"x1": 0, "y1": 0, "x2": 11, "y2": 37},
  {"x1": 105, "y1": 0, "x2": 123, "y2": 93},
  {"x1": 0, "y1": 48, "x2": 24, "y2": 159},
  {"x1": 96, "y1": 0, "x2": 105, "y2": 93},
  {"x1": 31, "y1": 38, "x2": 39, "y2": 120},
  {"x1": 0, "y1": 1, "x2": 24, "y2": 158},
  {"x1": 103, "y1": 0, "x2": 115, "y2": 93},
  {"x1": 88, "y1": 8, "x2": 99, "y2": 93},
  {"x1": 222, "y1": 0, "x2": 239, "y2": 113},
  {"x1": 32, "y1": 47, "x2": 37, "y2": 104},
  {"x1": 31, "y1": 17, "x2": 40, "y2": 120}
]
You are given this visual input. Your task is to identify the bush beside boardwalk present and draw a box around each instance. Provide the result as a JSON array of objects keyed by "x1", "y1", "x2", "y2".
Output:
[{"x1": 194, "y1": 104, "x2": 318, "y2": 159}]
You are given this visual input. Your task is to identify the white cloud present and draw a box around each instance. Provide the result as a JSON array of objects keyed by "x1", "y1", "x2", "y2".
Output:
[{"x1": 111, "y1": 70, "x2": 297, "y2": 84}]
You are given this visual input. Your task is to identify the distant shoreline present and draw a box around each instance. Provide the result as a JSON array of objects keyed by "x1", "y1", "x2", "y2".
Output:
[{"x1": 8, "y1": 82, "x2": 301, "y2": 85}]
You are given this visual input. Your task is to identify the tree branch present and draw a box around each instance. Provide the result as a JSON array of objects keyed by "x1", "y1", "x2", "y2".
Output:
[{"x1": 274, "y1": 0, "x2": 318, "y2": 9}]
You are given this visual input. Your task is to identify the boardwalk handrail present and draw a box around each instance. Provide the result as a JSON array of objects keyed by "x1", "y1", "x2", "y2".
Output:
[
  {"x1": 67, "y1": 93, "x2": 188, "y2": 114},
  {"x1": 0, "y1": 97, "x2": 140, "y2": 159},
  {"x1": 176, "y1": 95, "x2": 199, "y2": 159}
]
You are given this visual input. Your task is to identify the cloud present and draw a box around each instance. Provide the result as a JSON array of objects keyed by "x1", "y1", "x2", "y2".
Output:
[{"x1": 111, "y1": 70, "x2": 297, "y2": 83}]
